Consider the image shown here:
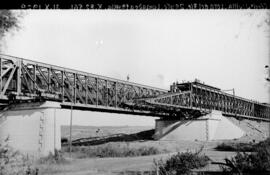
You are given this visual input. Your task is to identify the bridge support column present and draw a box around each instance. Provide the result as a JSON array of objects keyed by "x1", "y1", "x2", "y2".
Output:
[
  {"x1": 153, "y1": 110, "x2": 245, "y2": 141},
  {"x1": 0, "y1": 102, "x2": 61, "y2": 158}
]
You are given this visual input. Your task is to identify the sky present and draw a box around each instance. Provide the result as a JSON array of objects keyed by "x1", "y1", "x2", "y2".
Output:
[{"x1": 2, "y1": 10, "x2": 270, "y2": 126}]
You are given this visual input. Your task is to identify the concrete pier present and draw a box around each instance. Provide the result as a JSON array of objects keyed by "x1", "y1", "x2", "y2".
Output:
[
  {"x1": 0, "y1": 102, "x2": 61, "y2": 157},
  {"x1": 154, "y1": 111, "x2": 245, "y2": 141}
]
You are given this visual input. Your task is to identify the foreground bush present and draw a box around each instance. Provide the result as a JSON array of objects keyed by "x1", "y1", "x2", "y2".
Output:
[
  {"x1": 215, "y1": 138, "x2": 270, "y2": 152},
  {"x1": 0, "y1": 138, "x2": 37, "y2": 175},
  {"x1": 256, "y1": 137, "x2": 270, "y2": 149},
  {"x1": 215, "y1": 142, "x2": 255, "y2": 152},
  {"x1": 154, "y1": 148, "x2": 210, "y2": 175},
  {"x1": 62, "y1": 143, "x2": 165, "y2": 158},
  {"x1": 219, "y1": 138, "x2": 270, "y2": 174}
]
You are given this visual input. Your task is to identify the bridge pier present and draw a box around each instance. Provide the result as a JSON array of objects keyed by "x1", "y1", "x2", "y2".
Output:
[
  {"x1": 153, "y1": 111, "x2": 245, "y2": 141},
  {"x1": 0, "y1": 102, "x2": 61, "y2": 157}
]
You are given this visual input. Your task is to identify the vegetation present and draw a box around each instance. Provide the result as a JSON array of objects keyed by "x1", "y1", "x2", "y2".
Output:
[
  {"x1": 1, "y1": 138, "x2": 68, "y2": 175},
  {"x1": 154, "y1": 148, "x2": 210, "y2": 175},
  {"x1": 215, "y1": 142, "x2": 255, "y2": 152},
  {"x1": 0, "y1": 138, "x2": 37, "y2": 175},
  {"x1": 62, "y1": 143, "x2": 167, "y2": 158},
  {"x1": 215, "y1": 138, "x2": 270, "y2": 152},
  {"x1": 38, "y1": 149, "x2": 68, "y2": 165},
  {"x1": 0, "y1": 10, "x2": 24, "y2": 50},
  {"x1": 216, "y1": 138, "x2": 270, "y2": 174}
]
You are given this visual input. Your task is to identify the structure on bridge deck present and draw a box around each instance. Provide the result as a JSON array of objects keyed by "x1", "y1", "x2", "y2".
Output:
[{"x1": 0, "y1": 54, "x2": 269, "y2": 156}]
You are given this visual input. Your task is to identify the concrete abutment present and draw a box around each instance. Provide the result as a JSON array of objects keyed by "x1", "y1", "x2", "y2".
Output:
[
  {"x1": 0, "y1": 102, "x2": 61, "y2": 157},
  {"x1": 154, "y1": 111, "x2": 246, "y2": 141}
]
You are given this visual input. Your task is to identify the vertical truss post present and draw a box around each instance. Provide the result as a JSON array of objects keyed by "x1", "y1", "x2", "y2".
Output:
[
  {"x1": 190, "y1": 83, "x2": 193, "y2": 108},
  {"x1": 16, "y1": 59, "x2": 21, "y2": 94},
  {"x1": 199, "y1": 88, "x2": 202, "y2": 110},
  {"x1": 206, "y1": 90, "x2": 209, "y2": 110},
  {"x1": 123, "y1": 84, "x2": 126, "y2": 102},
  {"x1": 232, "y1": 89, "x2": 236, "y2": 117},
  {"x1": 73, "y1": 73, "x2": 76, "y2": 104},
  {"x1": 252, "y1": 103, "x2": 255, "y2": 117},
  {"x1": 33, "y1": 65, "x2": 36, "y2": 93},
  {"x1": 0, "y1": 58, "x2": 2, "y2": 92},
  {"x1": 196, "y1": 89, "x2": 199, "y2": 108},
  {"x1": 217, "y1": 92, "x2": 220, "y2": 110},
  {"x1": 48, "y1": 68, "x2": 51, "y2": 93},
  {"x1": 61, "y1": 71, "x2": 64, "y2": 102},
  {"x1": 226, "y1": 96, "x2": 229, "y2": 113},
  {"x1": 222, "y1": 93, "x2": 225, "y2": 111},
  {"x1": 115, "y1": 82, "x2": 117, "y2": 107},
  {"x1": 106, "y1": 80, "x2": 108, "y2": 106},
  {"x1": 85, "y1": 76, "x2": 88, "y2": 104},
  {"x1": 213, "y1": 93, "x2": 216, "y2": 110},
  {"x1": 96, "y1": 78, "x2": 98, "y2": 106}
]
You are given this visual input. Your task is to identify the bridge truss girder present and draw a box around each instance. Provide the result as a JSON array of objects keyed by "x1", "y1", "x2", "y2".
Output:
[
  {"x1": 0, "y1": 54, "x2": 167, "y2": 113},
  {"x1": 0, "y1": 54, "x2": 269, "y2": 121},
  {"x1": 143, "y1": 84, "x2": 270, "y2": 121}
]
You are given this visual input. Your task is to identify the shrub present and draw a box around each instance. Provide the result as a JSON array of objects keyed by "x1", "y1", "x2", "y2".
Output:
[
  {"x1": 220, "y1": 138, "x2": 270, "y2": 174},
  {"x1": 154, "y1": 148, "x2": 210, "y2": 175},
  {"x1": 38, "y1": 149, "x2": 68, "y2": 164},
  {"x1": 256, "y1": 137, "x2": 270, "y2": 149},
  {"x1": 215, "y1": 142, "x2": 255, "y2": 152},
  {"x1": 216, "y1": 138, "x2": 270, "y2": 152},
  {"x1": 0, "y1": 137, "x2": 38, "y2": 175}
]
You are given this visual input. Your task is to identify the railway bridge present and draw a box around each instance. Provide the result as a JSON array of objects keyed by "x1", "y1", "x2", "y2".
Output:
[{"x1": 0, "y1": 54, "x2": 269, "y2": 156}]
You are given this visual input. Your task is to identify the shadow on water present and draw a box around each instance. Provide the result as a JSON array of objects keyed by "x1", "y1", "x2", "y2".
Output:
[{"x1": 62, "y1": 129, "x2": 155, "y2": 146}]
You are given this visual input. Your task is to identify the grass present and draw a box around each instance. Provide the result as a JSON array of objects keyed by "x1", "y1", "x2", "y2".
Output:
[
  {"x1": 62, "y1": 142, "x2": 169, "y2": 158},
  {"x1": 38, "y1": 149, "x2": 69, "y2": 165}
]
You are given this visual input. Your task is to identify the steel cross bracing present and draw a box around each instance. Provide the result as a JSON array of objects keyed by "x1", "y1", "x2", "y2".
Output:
[
  {"x1": 0, "y1": 54, "x2": 167, "y2": 115},
  {"x1": 143, "y1": 82, "x2": 270, "y2": 121}
]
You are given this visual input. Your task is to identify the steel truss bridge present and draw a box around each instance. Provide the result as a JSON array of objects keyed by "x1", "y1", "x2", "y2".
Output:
[{"x1": 0, "y1": 54, "x2": 269, "y2": 121}]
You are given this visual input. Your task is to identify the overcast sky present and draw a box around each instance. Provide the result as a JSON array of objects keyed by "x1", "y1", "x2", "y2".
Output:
[{"x1": 3, "y1": 10, "x2": 270, "y2": 126}]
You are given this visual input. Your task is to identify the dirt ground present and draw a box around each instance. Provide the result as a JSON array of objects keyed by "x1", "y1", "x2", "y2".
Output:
[
  {"x1": 39, "y1": 140, "x2": 237, "y2": 175},
  {"x1": 40, "y1": 119, "x2": 269, "y2": 175}
]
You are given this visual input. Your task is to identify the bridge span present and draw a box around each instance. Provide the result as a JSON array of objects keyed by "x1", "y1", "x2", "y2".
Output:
[
  {"x1": 0, "y1": 54, "x2": 269, "y2": 121},
  {"x1": 0, "y1": 54, "x2": 168, "y2": 116},
  {"x1": 0, "y1": 54, "x2": 269, "y2": 156}
]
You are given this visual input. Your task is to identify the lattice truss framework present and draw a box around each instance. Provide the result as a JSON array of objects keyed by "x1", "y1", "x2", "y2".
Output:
[
  {"x1": 0, "y1": 54, "x2": 269, "y2": 120},
  {"x1": 0, "y1": 55, "x2": 166, "y2": 110},
  {"x1": 145, "y1": 84, "x2": 270, "y2": 120}
]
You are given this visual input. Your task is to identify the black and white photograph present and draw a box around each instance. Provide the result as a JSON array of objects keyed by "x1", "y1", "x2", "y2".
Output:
[{"x1": 0, "y1": 6, "x2": 270, "y2": 175}]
